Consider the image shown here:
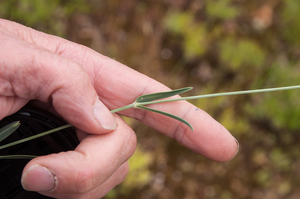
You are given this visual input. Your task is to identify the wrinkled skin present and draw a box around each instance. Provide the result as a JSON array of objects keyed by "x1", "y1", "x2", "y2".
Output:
[{"x1": 0, "y1": 19, "x2": 238, "y2": 199}]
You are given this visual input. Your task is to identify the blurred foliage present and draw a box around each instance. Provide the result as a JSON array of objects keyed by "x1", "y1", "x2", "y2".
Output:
[
  {"x1": 165, "y1": 11, "x2": 207, "y2": 59},
  {"x1": 106, "y1": 145, "x2": 153, "y2": 198},
  {"x1": 246, "y1": 62, "x2": 300, "y2": 130},
  {"x1": 0, "y1": 0, "x2": 89, "y2": 36},
  {"x1": 219, "y1": 38, "x2": 266, "y2": 70},
  {"x1": 281, "y1": 0, "x2": 300, "y2": 45},
  {"x1": 124, "y1": 146, "x2": 152, "y2": 188},
  {"x1": 2, "y1": 0, "x2": 300, "y2": 198},
  {"x1": 206, "y1": 0, "x2": 239, "y2": 19}
]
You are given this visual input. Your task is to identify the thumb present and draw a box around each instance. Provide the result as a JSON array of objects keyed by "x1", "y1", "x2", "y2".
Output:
[
  {"x1": 0, "y1": 32, "x2": 116, "y2": 134},
  {"x1": 49, "y1": 57, "x2": 117, "y2": 133}
]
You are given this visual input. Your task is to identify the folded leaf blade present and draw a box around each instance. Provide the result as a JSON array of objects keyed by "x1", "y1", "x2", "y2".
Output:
[
  {"x1": 137, "y1": 105, "x2": 194, "y2": 130},
  {"x1": 0, "y1": 121, "x2": 20, "y2": 143},
  {"x1": 0, "y1": 155, "x2": 37, "y2": 159},
  {"x1": 135, "y1": 87, "x2": 193, "y2": 103}
]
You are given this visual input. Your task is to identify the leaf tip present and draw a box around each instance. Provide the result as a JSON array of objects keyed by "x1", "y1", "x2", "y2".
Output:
[
  {"x1": 12, "y1": 121, "x2": 21, "y2": 127},
  {"x1": 186, "y1": 122, "x2": 194, "y2": 131}
]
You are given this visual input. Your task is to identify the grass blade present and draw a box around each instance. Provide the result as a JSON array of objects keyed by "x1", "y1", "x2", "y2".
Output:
[
  {"x1": 137, "y1": 105, "x2": 194, "y2": 130},
  {"x1": 135, "y1": 87, "x2": 193, "y2": 103},
  {"x1": 0, "y1": 155, "x2": 37, "y2": 159},
  {"x1": 0, "y1": 121, "x2": 20, "y2": 143}
]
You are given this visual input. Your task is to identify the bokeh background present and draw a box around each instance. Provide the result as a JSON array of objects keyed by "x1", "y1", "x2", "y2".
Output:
[{"x1": 1, "y1": 0, "x2": 300, "y2": 198}]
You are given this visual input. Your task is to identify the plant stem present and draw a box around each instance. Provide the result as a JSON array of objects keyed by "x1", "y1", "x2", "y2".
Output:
[
  {"x1": 0, "y1": 124, "x2": 72, "y2": 150},
  {"x1": 110, "y1": 103, "x2": 134, "y2": 113},
  {"x1": 138, "y1": 85, "x2": 300, "y2": 106}
]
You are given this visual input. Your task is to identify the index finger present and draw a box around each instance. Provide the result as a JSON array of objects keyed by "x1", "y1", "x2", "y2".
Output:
[
  {"x1": 2, "y1": 20, "x2": 238, "y2": 162},
  {"x1": 90, "y1": 57, "x2": 239, "y2": 162}
]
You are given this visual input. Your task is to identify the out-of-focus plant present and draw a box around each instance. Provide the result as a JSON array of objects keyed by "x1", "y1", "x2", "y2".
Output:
[
  {"x1": 164, "y1": 11, "x2": 208, "y2": 59},
  {"x1": 205, "y1": 0, "x2": 239, "y2": 20},
  {"x1": 105, "y1": 145, "x2": 153, "y2": 198},
  {"x1": 281, "y1": 0, "x2": 300, "y2": 45},
  {"x1": 0, "y1": 0, "x2": 89, "y2": 36},
  {"x1": 219, "y1": 38, "x2": 266, "y2": 70},
  {"x1": 245, "y1": 62, "x2": 300, "y2": 130}
]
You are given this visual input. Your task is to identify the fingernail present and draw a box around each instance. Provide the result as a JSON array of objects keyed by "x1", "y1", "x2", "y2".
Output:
[
  {"x1": 230, "y1": 137, "x2": 239, "y2": 161},
  {"x1": 21, "y1": 165, "x2": 55, "y2": 192},
  {"x1": 93, "y1": 99, "x2": 117, "y2": 130}
]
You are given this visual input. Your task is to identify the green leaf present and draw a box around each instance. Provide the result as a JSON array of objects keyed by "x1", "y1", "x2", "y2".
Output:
[
  {"x1": 135, "y1": 87, "x2": 193, "y2": 103},
  {"x1": 0, "y1": 155, "x2": 37, "y2": 159},
  {"x1": 0, "y1": 121, "x2": 20, "y2": 143},
  {"x1": 137, "y1": 105, "x2": 194, "y2": 130}
]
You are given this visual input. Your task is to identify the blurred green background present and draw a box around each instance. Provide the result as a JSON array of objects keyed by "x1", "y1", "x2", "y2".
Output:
[{"x1": 1, "y1": 0, "x2": 300, "y2": 198}]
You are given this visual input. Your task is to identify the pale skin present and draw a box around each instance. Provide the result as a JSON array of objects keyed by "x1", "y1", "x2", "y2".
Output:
[{"x1": 0, "y1": 19, "x2": 238, "y2": 199}]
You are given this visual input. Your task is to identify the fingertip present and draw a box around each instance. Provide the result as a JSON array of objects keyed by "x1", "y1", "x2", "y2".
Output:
[
  {"x1": 213, "y1": 126, "x2": 240, "y2": 162},
  {"x1": 21, "y1": 164, "x2": 56, "y2": 192},
  {"x1": 208, "y1": 128, "x2": 240, "y2": 162},
  {"x1": 179, "y1": 108, "x2": 240, "y2": 162},
  {"x1": 216, "y1": 125, "x2": 239, "y2": 162}
]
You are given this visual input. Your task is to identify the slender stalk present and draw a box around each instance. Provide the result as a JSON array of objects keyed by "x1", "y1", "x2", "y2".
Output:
[
  {"x1": 110, "y1": 103, "x2": 134, "y2": 113},
  {"x1": 138, "y1": 85, "x2": 300, "y2": 106},
  {"x1": 0, "y1": 103, "x2": 134, "y2": 151},
  {"x1": 0, "y1": 124, "x2": 72, "y2": 150}
]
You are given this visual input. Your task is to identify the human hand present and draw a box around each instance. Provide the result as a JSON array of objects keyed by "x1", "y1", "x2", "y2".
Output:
[{"x1": 0, "y1": 19, "x2": 238, "y2": 198}]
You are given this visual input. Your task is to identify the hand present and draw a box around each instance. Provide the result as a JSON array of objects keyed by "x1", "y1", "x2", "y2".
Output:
[{"x1": 0, "y1": 19, "x2": 238, "y2": 199}]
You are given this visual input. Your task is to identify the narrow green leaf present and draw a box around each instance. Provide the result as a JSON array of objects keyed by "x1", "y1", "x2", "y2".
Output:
[
  {"x1": 135, "y1": 87, "x2": 193, "y2": 103},
  {"x1": 137, "y1": 105, "x2": 194, "y2": 130},
  {"x1": 0, "y1": 155, "x2": 37, "y2": 159},
  {"x1": 0, "y1": 121, "x2": 20, "y2": 143}
]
